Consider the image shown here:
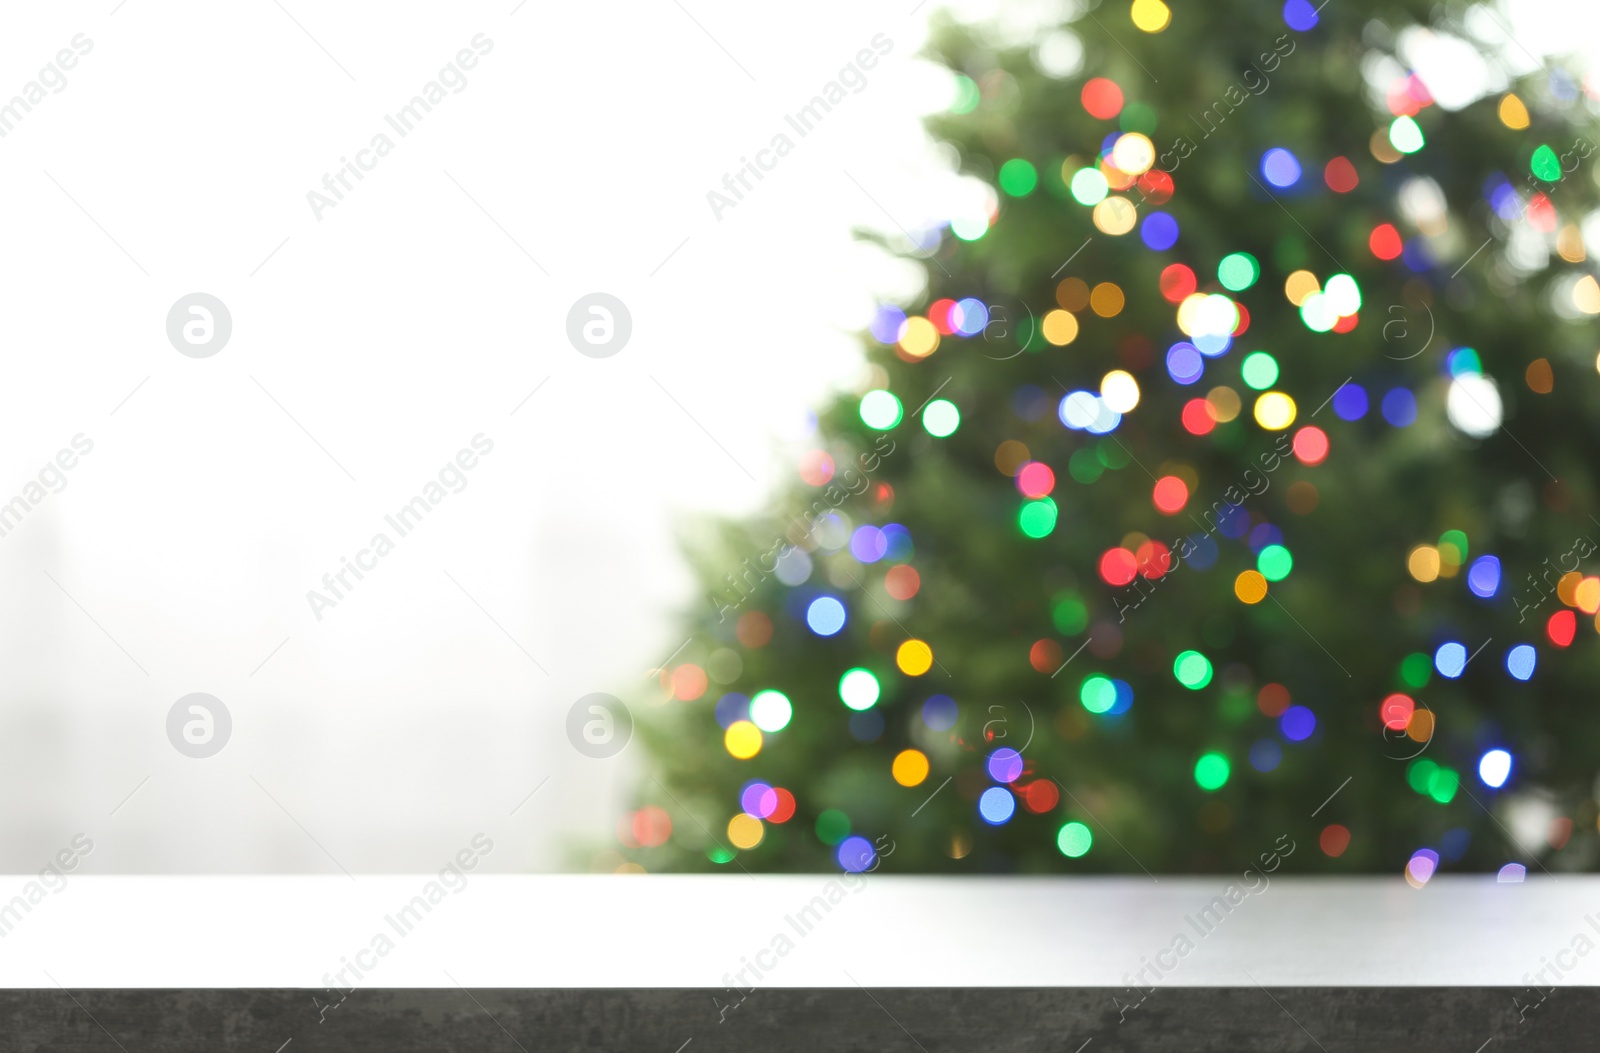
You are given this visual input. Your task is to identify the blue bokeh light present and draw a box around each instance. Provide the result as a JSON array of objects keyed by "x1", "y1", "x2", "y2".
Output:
[
  {"x1": 806, "y1": 596, "x2": 847, "y2": 636},
  {"x1": 978, "y1": 786, "x2": 1016, "y2": 825}
]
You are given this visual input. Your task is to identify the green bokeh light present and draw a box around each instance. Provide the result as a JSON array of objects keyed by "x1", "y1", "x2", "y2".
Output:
[
  {"x1": 999, "y1": 158, "x2": 1039, "y2": 196},
  {"x1": 1400, "y1": 652, "x2": 1432, "y2": 689},
  {"x1": 951, "y1": 75, "x2": 980, "y2": 114},
  {"x1": 1119, "y1": 101, "x2": 1158, "y2": 135},
  {"x1": 923, "y1": 399, "x2": 960, "y2": 437},
  {"x1": 1080, "y1": 675, "x2": 1117, "y2": 714},
  {"x1": 815, "y1": 809, "x2": 850, "y2": 845},
  {"x1": 838, "y1": 668, "x2": 881, "y2": 711},
  {"x1": 1390, "y1": 115, "x2": 1425, "y2": 154},
  {"x1": 1241, "y1": 352, "x2": 1279, "y2": 391},
  {"x1": 1070, "y1": 167, "x2": 1109, "y2": 205},
  {"x1": 1217, "y1": 252, "x2": 1260, "y2": 291},
  {"x1": 1427, "y1": 766, "x2": 1459, "y2": 804},
  {"x1": 1194, "y1": 752, "x2": 1230, "y2": 791},
  {"x1": 750, "y1": 689, "x2": 793, "y2": 732},
  {"x1": 1174, "y1": 650, "x2": 1213, "y2": 689},
  {"x1": 1438, "y1": 529, "x2": 1469, "y2": 562},
  {"x1": 1069, "y1": 447, "x2": 1105, "y2": 483},
  {"x1": 1530, "y1": 144, "x2": 1561, "y2": 183},
  {"x1": 1052, "y1": 595, "x2": 1089, "y2": 635},
  {"x1": 1257, "y1": 545, "x2": 1293, "y2": 582},
  {"x1": 1019, "y1": 497, "x2": 1058, "y2": 538},
  {"x1": 1057, "y1": 821, "x2": 1094, "y2": 857},
  {"x1": 1407, "y1": 758, "x2": 1437, "y2": 795},
  {"x1": 859, "y1": 390, "x2": 903, "y2": 430}
]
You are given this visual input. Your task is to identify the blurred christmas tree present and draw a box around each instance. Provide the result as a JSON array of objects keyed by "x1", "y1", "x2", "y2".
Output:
[{"x1": 622, "y1": 0, "x2": 1600, "y2": 875}]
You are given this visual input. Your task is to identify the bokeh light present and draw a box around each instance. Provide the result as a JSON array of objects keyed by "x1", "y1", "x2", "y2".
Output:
[
  {"x1": 1174, "y1": 650, "x2": 1213, "y2": 689},
  {"x1": 893, "y1": 749, "x2": 930, "y2": 787},
  {"x1": 897, "y1": 639, "x2": 934, "y2": 675},
  {"x1": 978, "y1": 786, "x2": 1016, "y2": 824},
  {"x1": 1194, "y1": 752, "x2": 1230, "y2": 791},
  {"x1": 839, "y1": 668, "x2": 881, "y2": 711},
  {"x1": 1057, "y1": 821, "x2": 1093, "y2": 857},
  {"x1": 750, "y1": 690, "x2": 793, "y2": 732},
  {"x1": 806, "y1": 596, "x2": 847, "y2": 637}
]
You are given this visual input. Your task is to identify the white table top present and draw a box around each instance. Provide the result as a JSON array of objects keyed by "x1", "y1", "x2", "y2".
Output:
[{"x1": 0, "y1": 874, "x2": 1588, "y2": 988}]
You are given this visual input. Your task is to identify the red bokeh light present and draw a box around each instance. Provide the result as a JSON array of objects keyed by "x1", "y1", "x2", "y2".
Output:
[
  {"x1": 1100, "y1": 547, "x2": 1139, "y2": 586},
  {"x1": 671, "y1": 663, "x2": 707, "y2": 702},
  {"x1": 1081, "y1": 77, "x2": 1124, "y2": 119},
  {"x1": 768, "y1": 788, "x2": 796, "y2": 824},
  {"x1": 1324, "y1": 156, "x2": 1359, "y2": 193},
  {"x1": 1017, "y1": 462, "x2": 1056, "y2": 499},
  {"x1": 1369, "y1": 224, "x2": 1403, "y2": 261},
  {"x1": 1136, "y1": 540, "x2": 1172, "y2": 579},
  {"x1": 1030, "y1": 639, "x2": 1064, "y2": 673},
  {"x1": 633, "y1": 806, "x2": 673, "y2": 847},
  {"x1": 1319, "y1": 824, "x2": 1351, "y2": 857},
  {"x1": 1380, "y1": 693, "x2": 1415, "y2": 731},
  {"x1": 1257, "y1": 683, "x2": 1291, "y2": 717},
  {"x1": 1181, "y1": 398, "x2": 1215, "y2": 435},
  {"x1": 1159, "y1": 263, "x2": 1197, "y2": 303},
  {"x1": 1293, "y1": 426, "x2": 1329, "y2": 466},
  {"x1": 737, "y1": 611, "x2": 773, "y2": 649},
  {"x1": 1548, "y1": 609, "x2": 1577, "y2": 647},
  {"x1": 1137, "y1": 169, "x2": 1174, "y2": 205},
  {"x1": 799, "y1": 450, "x2": 834, "y2": 486},
  {"x1": 1152, "y1": 475, "x2": 1189, "y2": 514},
  {"x1": 1023, "y1": 780, "x2": 1060, "y2": 813},
  {"x1": 885, "y1": 564, "x2": 921, "y2": 601}
]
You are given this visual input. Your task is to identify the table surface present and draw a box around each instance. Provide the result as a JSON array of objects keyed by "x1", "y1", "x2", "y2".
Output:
[{"x1": 1, "y1": 874, "x2": 1593, "y2": 988}]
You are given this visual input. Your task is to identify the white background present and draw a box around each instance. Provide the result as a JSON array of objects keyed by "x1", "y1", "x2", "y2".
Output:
[{"x1": 0, "y1": 0, "x2": 1592, "y2": 873}]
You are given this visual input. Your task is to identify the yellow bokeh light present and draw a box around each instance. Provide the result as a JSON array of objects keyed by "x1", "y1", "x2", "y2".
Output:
[
  {"x1": 896, "y1": 639, "x2": 934, "y2": 676},
  {"x1": 1174, "y1": 292, "x2": 1209, "y2": 336},
  {"x1": 1573, "y1": 275, "x2": 1600, "y2": 315},
  {"x1": 1577, "y1": 577, "x2": 1600, "y2": 615},
  {"x1": 1557, "y1": 224, "x2": 1586, "y2": 263},
  {"x1": 1092, "y1": 196, "x2": 1138, "y2": 235},
  {"x1": 1042, "y1": 309, "x2": 1080, "y2": 346},
  {"x1": 898, "y1": 316, "x2": 939, "y2": 358},
  {"x1": 1558, "y1": 571, "x2": 1582, "y2": 606},
  {"x1": 1234, "y1": 570, "x2": 1268, "y2": 604},
  {"x1": 1407, "y1": 544, "x2": 1441, "y2": 583},
  {"x1": 1130, "y1": 0, "x2": 1172, "y2": 32},
  {"x1": 1284, "y1": 270, "x2": 1320, "y2": 307},
  {"x1": 1056, "y1": 277, "x2": 1090, "y2": 311},
  {"x1": 724, "y1": 720, "x2": 763, "y2": 759},
  {"x1": 1369, "y1": 128, "x2": 1402, "y2": 164},
  {"x1": 1101, "y1": 370, "x2": 1141, "y2": 413},
  {"x1": 1111, "y1": 133, "x2": 1156, "y2": 175},
  {"x1": 1206, "y1": 386, "x2": 1241, "y2": 423},
  {"x1": 1099, "y1": 158, "x2": 1138, "y2": 191},
  {"x1": 1406, "y1": 710, "x2": 1435, "y2": 743},
  {"x1": 892, "y1": 749, "x2": 930, "y2": 787},
  {"x1": 1498, "y1": 93, "x2": 1530, "y2": 130},
  {"x1": 1090, "y1": 282, "x2": 1126, "y2": 317},
  {"x1": 1253, "y1": 391, "x2": 1297, "y2": 430},
  {"x1": 995, "y1": 440, "x2": 1031, "y2": 475},
  {"x1": 727, "y1": 813, "x2": 764, "y2": 849}
]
